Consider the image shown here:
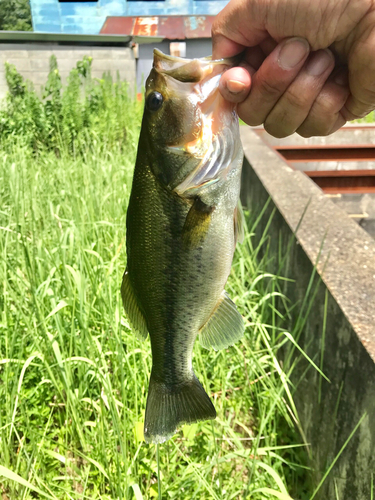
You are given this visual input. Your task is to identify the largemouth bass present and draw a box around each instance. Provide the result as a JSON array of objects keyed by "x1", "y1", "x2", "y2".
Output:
[{"x1": 122, "y1": 50, "x2": 245, "y2": 444}]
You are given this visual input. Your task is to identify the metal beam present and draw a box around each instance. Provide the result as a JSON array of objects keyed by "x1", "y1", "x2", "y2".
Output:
[
  {"x1": 0, "y1": 30, "x2": 163, "y2": 45},
  {"x1": 276, "y1": 145, "x2": 375, "y2": 162},
  {"x1": 100, "y1": 15, "x2": 214, "y2": 40},
  {"x1": 306, "y1": 170, "x2": 375, "y2": 193}
]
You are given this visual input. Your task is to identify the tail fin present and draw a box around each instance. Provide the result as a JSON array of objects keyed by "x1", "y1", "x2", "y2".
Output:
[{"x1": 144, "y1": 373, "x2": 216, "y2": 444}]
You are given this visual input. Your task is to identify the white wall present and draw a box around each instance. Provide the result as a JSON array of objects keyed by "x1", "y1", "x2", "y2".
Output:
[{"x1": 0, "y1": 44, "x2": 136, "y2": 99}]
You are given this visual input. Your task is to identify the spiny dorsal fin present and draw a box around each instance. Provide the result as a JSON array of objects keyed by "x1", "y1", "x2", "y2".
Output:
[
  {"x1": 199, "y1": 291, "x2": 244, "y2": 351},
  {"x1": 234, "y1": 200, "x2": 245, "y2": 245},
  {"x1": 121, "y1": 270, "x2": 148, "y2": 341}
]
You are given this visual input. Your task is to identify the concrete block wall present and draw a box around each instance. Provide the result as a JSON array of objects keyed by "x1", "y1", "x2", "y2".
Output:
[
  {"x1": 240, "y1": 127, "x2": 375, "y2": 499},
  {"x1": 0, "y1": 44, "x2": 136, "y2": 100}
]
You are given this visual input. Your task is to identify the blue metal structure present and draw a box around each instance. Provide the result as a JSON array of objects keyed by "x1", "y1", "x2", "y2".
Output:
[{"x1": 29, "y1": 0, "x2": 229, "y2": 35}]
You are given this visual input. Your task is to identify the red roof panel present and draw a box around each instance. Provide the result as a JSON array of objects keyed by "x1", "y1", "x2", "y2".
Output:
[{"x1": 100, "y1": 15, "x2": 214, "y2": 39}]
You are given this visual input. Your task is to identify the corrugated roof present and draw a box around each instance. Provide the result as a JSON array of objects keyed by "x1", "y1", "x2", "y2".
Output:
[
  {"x1": 100, "y1": 15, "x2": 214, "y2": 40},
  {"x1": 0, "y1": 30, "x2": 164, "y2": 45}
]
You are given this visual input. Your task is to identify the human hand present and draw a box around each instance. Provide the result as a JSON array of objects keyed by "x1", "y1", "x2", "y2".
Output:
[{"x1": 212, "y1": 0, "x2": 374, "y2": 137}]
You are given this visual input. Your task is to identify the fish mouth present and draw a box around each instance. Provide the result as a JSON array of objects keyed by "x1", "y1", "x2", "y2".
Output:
[
  {"x1": 154, "y1": 50, "x2": 242, "y2": 196},
  {"x1": 154, "y1": 48, "x2": 240, "y2": 82}
]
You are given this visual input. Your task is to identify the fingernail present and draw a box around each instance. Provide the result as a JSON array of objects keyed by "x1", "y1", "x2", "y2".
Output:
[
  {"x1": 334, "y1": 69, "x2": 349, "y2": 86},
  {"x1": 226, "y1": 79, "x2": 247, "y2": 94},
  {"x1": 306, "y1": 49, "x2": 333, "y2": 76},
  {"x1": 278, "y1": 38, "x2": 310, "y2": 70}
]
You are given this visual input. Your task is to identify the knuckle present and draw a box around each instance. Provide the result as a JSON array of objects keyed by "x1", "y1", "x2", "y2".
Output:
[
  {"x1": 297, "y1": 118, "x2": 332, "y2": 138},
  {"x1": 283, "y1": 87, "x2": 310, "y2": 111},
  {"x1": 256, "y1": 77, "x2": 283, "y2": 99},
  {"x1": 314, "y1": 92, "x2": 341, "y2": 115},
  {"x1": 211, "y1": 16, "x2": 238, "y2": 43},
  {"x1": 297, "y1": 130, "x2": 312, "y2": 139},
  {"x1": 341, "y1": 109, "x2": 360, "y2": 121},
  {"x1": 329, "y1": 114, "x2": 347, "y2": 134},
  {"x1": 264, "y1": 104, "x2": 301, "y2": 138},
  {"x1": 246, "y1": 116, "x2": 263, "y2": 127},
  {"x1": 297, "y1": 127, "x2": 316, "y2": 138},
  {"x1": 302, "y1": 87, "x2": 349, "y2": 133},
  {"x1": 346, "y1": 99, "x2": 373, "y2": 119},
  {"x1": 297, "y1": 126, "x2": 315, "y2": 138},
  {"x1": 211, "y1": 23, "x2": 220, "y2": 38},
  {"x1": 238, "y1": 102, "x2": 266, "y2": 127},
  {"x1": 264, "y1": 118, "x2": 293, "y2": 139},
  {"x1": 238, "y1": 106, "x2": 263, "y2": 127}
]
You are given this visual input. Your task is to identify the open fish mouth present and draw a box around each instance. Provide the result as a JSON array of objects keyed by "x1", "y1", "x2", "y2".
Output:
[{"x1": 154, "y1": 50, "x2": 242, "y2": 196}]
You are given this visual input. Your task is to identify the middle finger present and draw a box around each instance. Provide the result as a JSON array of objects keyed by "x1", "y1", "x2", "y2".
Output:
[
  {"x1": 264, "y1": 49, "x2": 335, "y2": 138},
  {"x1": 237, "y1": 37, "x2": 310, "y2": 126}
]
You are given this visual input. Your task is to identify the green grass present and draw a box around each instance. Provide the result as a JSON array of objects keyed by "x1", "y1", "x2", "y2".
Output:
[
  {"x1": 355, "y1": 111, "x2": 375, "y2": 123},
  {"x1": 0, "y1": 52, "x2": 331, "y2": 496},
  {"x1": 0, "y1": 134, "x2": 315, "y2": 499},
  {"x1": 1, "y1": 50, "x2": 370, "y2": 500}
]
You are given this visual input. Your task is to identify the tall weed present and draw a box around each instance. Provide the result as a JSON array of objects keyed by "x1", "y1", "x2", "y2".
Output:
[
  {"x1": 0, "y1": 55, "x2": 142, "y2": 155},
  {"x1": 0, "y1": 142, "x2": 315, "y2": 499},
  {"x1": 0, "y1": 58, "x2": 330, "y2": 499}
]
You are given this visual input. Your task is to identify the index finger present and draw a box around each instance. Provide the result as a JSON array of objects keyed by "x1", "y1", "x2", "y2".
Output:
[
  {"x1": 212, "y1": 34, "x2": 246, "y2": 60},
  {"x1": 211, "y1": 0, "x2": 268, "y2": 59}
]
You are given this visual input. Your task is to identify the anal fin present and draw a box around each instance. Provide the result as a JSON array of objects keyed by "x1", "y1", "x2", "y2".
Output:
[
  {"x1": 121, "y1": 270, "x2": 148, "y2": 341},
  {"x1": 199, "y1": 291, "x2": 244, "y2": 351}
]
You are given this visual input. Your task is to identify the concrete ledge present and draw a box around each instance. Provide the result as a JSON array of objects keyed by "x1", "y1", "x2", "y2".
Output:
[
  {"x1": 240, "y1": 127, "x2": 375, "y2": 499},
  {"x1": 241, "y1": 127, "x2": 375, "y2": 359}
]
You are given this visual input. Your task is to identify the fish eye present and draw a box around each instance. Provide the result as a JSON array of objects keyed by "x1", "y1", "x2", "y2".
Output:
[{"x1": 146, "y1": 91, "x2": 164, "y2": 112}]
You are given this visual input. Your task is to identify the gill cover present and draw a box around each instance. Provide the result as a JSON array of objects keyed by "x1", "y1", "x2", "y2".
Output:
[{"x1": 142, "y1": 50, "x2": 242, "y2": 196}]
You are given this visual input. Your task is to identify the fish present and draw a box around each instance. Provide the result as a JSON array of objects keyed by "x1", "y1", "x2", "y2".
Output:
[{"x1": 121, "y1": 49, "x2": 245, "y2": 444}]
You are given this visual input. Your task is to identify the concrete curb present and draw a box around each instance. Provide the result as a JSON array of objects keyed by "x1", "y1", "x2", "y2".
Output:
[{"x1": 240, "y1": 127, "x2": 375, "y2": 500}]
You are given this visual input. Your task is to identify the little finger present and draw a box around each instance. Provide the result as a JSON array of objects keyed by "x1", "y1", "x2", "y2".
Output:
[{"x1": 297, "y1": 69, "x2": 350, "y2": 137}]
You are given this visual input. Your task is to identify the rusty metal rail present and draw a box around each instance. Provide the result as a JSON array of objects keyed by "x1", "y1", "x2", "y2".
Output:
[
  {"x1": 276, "y1": 145, "x2": 375, "y2": 162},
  {"x1": 100, "y1": 15, "x2": 214, "y2": 38},
  {"x1": 305, "y1": 170, "x2": 375, "y2": 194},
  {"x1": 256, "y1": 126, "x2": 375, "y2": 194}
]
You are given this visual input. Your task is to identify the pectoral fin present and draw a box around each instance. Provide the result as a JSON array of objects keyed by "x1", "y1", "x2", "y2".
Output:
[
  {"x1": 182, "y1": 197, "x2": 214, "y2": 247},
  {"x1": 199, "y1": 291, "x2": 244, "y2": 351},
  {"x1": 121, "y1": 270, "x2": 148, "y2": 341}
]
